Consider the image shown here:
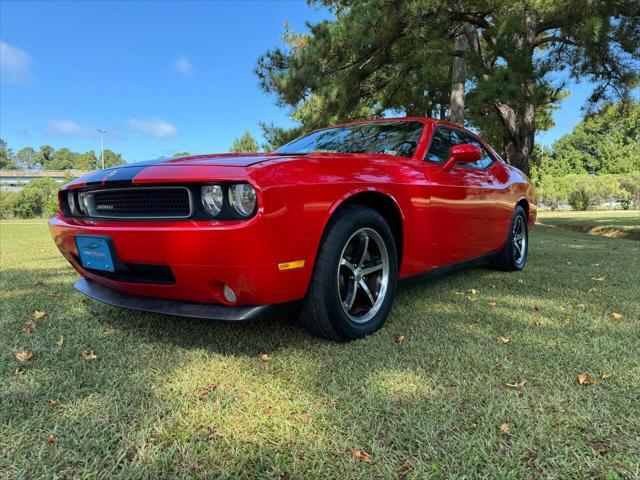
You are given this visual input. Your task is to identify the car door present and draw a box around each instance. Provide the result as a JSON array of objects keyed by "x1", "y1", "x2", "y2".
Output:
[{"x1": 420, "y1": 126, "x2": 506, "y2": 267}]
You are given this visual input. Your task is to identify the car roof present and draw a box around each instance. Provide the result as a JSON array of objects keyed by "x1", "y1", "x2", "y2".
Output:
[{"x1": 332, "y1": 116, "x2": 469, "y2": 131}]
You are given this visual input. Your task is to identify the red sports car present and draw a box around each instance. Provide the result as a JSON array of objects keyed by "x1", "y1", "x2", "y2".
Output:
[{"x1": 49, "y1": 117, "x2": 536, "y2": 341}]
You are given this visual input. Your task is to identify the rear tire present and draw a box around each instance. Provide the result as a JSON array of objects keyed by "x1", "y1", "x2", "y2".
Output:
[
  {"x1": 299, "y1": 205, "x2": 398, "y2": 341},
  {"x1": 492, "y1": 206, "x2": 528, "y2": 271}
]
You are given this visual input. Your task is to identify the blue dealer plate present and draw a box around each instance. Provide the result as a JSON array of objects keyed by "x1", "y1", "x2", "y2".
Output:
[{"x1": 75, "y1": 236, "x2": 115, "y2": 272}]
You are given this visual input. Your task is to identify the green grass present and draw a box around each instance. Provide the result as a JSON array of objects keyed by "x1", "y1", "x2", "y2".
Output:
[
  {"x1": 1, "y1": 215, "x2": 639, "y2": 479},
  {"x1": 538, "y1": 210, "x2": 640, "y2": 241}
]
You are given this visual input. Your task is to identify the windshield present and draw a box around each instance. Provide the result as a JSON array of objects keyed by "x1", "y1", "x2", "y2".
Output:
[{"x1": 275, "y1": 121, "x2": 424, "y2": 157}]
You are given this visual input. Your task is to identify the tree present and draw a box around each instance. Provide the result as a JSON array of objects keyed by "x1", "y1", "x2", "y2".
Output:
[
  {"x1": 38, "y1": 145, "x2": 55, "y2": 169},
  {"x1": 257, "y1": 1, "x2": 639, "y2": 175},
  {"x1": 47, "y1": 148, "x2": 78, "y2": 170},
  {"x1": 102, "y1": 149, "x2": 125, "y2": 168},
  {"x1": 77, "y1": 151, "x2": 99, "y2": 171},
  {"x1": 14, "y1": 147, "x2": 41, "y2": 170},
  {"x1": 230, "y1": 131, "x2": 260, "y2": 153},
  {"x1": 173, "y1": 152, "x2": 191, "y2": 157},
  {"x1": 10, "y1": 178, "x2": 59, "y2": 218},
  {"x1": 541, "y1": 101, "x2": 640, "y2": 177},
  {"x1": 260, "y1": 122, "x2": 303, "y2": 151},
  {"x1": 0, "y1": 138, "x2": 16, "y2": 169}
]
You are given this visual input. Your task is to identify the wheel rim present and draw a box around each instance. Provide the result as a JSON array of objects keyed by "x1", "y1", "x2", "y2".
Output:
[
  {"x1": 512, "y1": 216, "x2": 527, "y2": 265},
  {"x1": 337, "y1": 227, "x2": 390, "y2": 324}
]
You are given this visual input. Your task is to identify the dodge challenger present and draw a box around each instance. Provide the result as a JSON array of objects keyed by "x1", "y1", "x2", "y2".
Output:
[{"x1": 49, "y1": 117, "x2": 536, "y2": 341}]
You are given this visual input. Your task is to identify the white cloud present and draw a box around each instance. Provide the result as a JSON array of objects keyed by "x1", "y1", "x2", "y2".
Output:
[
  {"x1": 172, "y1": 56, "x2": 194, "y2": 77},
  {"x1": 47, "y1": 119, "x2": 91, "y2": 137},
  {"x1": 0, "y1": 41, "x2": 33, "y2": 84},
  {"x1": 127, "y1": 118, "x2": 177, "y2": 138}
]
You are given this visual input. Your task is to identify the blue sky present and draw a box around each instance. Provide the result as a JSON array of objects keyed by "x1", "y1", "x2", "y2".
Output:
[{"x1": 0, "y1": 1, "x2": 609, "y2": 162}]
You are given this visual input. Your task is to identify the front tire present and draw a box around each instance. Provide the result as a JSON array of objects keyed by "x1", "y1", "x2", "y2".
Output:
[
  {"x1": 300, "y1": 205, "x2": 398, "y2": 341},
  {"x1": 492, "y1": 206, "x2": 528, "y2": 271}
]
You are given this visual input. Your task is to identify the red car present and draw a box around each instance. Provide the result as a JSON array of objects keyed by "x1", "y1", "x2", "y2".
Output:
[{"x1": 49, "y1": 117, "x2": 536, "y2": 341}]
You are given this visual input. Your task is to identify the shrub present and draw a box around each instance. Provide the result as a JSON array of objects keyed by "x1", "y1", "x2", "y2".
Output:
[
  {"x1": 566, "y1": 174, "x2": 622, "y2": 211},
  {"x1": 0, "y1": 190, "x2": 18, "y2": 219},
  {"x1": 617, "y1": 172, "x2": 640, "y2": 209},
  {"x1": 538, "y1": 176, "x2": 572, "y2": 210},
  {"x1": 10, "y1": 178, "x2": 60, "y2": 218}
]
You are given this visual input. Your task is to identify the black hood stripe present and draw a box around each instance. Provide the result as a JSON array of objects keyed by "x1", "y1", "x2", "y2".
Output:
[{"x1": 83, "y1": 165, "x2": 152, "y2": 187}]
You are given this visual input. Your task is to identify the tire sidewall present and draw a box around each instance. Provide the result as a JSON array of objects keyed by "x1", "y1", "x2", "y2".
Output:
[
  {"x1": 319, "y1": 208, "x2": 398, "y2": 339},
  {"x1": 509, "y1": 207, "x2": 528, "y2": 270}
]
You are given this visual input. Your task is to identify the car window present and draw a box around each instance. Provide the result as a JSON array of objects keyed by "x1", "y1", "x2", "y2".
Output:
[
  {"x1": 425, "y1": 127, "x2": 453, "y2": 163},
  {"x1": 457, "y1": 132, "x2": 494, "y2": 169},
  {"x1": 425, "y1": 126, "x2": 494, "y2": 169},
  {"x1": 275, "y1": 121, "x2": 424, "y2": 157}
]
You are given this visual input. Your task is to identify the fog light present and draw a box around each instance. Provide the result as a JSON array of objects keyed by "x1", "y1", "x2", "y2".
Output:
[{"x1": 223, "y1": 284, "x2": 237, "y2": 304}]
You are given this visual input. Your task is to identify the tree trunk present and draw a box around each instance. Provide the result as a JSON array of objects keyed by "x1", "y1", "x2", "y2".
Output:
[{"x1": 449, "y1": 27, "x2": 469, "y2": 124}]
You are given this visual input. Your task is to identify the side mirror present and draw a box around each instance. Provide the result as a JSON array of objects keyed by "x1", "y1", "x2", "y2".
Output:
[{"x1": 443, "y1": 144, "x2": 482, "y2": 171}]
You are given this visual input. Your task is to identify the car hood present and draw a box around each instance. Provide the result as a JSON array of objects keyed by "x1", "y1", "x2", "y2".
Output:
[{"x1": 125, "y1": 153, "x2": 297, "y2": 168}]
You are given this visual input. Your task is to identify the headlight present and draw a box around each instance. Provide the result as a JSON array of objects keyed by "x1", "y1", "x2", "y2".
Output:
[
  {"x1": 78, "y1": 192, "x2": 90, "y2": 215},
  {"x1": 201, "y1": 184, "x2": 224, "y2": 217},
  {"x1": 67, "y1": 192, "x2": 78, "y2": 215},
  {"x1": 228, "y1": 183, "x2": 257, "y2": 218}
]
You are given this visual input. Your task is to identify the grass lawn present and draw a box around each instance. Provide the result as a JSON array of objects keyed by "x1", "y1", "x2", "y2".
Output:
[
  {"x1": 1, "y1": 215, "x2": 639, "y2": 479},
  {"x1": 538, "y1": 210, "x2": 640, "y2": 241}
]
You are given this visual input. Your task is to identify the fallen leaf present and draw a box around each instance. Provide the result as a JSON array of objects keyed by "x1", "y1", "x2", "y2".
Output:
[
  {"x1": 468, "y1": 289, "x2": 478, "y2": 295},
  {"x1": 32, "y1": 310, "x2": 46, "y2": 320},
  {"x1": 588, "y1": 287, "x2": 597, "y2": 293},
  {"x1": 199, "y1": 384, "x2": 218, "y2": 396},
  {"x1": 13, "y1": 350, "x2": 33, "y2": 362},
  {"x1": 532, "y1": 315, "x2": 544, "y2": 326},
  {"x1": 494, "y1": 363, "x2": 503, "y2": 370},
  {"x1": 47, "y1": 399, "x2": 60, "y2": 407},
  {"x1": 590, "y1": 263, "x2": 600, "y2": 267},
  {"x1": 351, "y1": 449, "x2": 372, "y2": 463},
  {"x1": 497, "y1": 336, "x2": 510, "y2": 344},
  {"x1": 47, "y1": 434, "x2": 58, "y2": 444},
  {"x1": 56, "y1": 336, "x2": 64, "y2": 347},
  {"x1": 33, "y1": 280, "x2": 44, "y2": 286},
  {"x1": 533, "y1": 305, "x2": 540, "y2": 311},
  {"x1": 500, "y1": 423, "x2": 511, "y2": 434},
  {"x1": 543, "y1": 287, "x2": 551, "y2": 292},
  {"x1": 80, "y1": 350, "x2": 97, "y2": 360},
  {"x1": 453, "y1": 291, "x2": 465, "y2": 296},
  {"x1": 592, "y1": 276, "x2": 606, "y2": 282},
  {"x1": 577, "y1": 374, "x2": 598, "y2": 385},
  {"x1": 15, "y1": 367, "x2": 24, "y2": 375},
  {"x1": 505, "y1": 379, "x2": 527, "y2": 389},
  {"x1": 576, "y1": 304, "x2": 586, "y2": 309},
  {"x1": 601, "y1": 372, "x2": 614, "y2": 380},
  {"x1": 488, "y1": 300, "x2": 497, "y2": 308},
  {"x1": 566, "y1": 261, "x2": 572, "y2": 265},
  {"x1": 465, "y1": 295, "x2": 476, "y2": 301},
  {"x1": 258, "y1": 353, "x2": 271, "y2": 362},
  {"x1": 517, "y1": 279, "x2": 524, "y2": 284},
  {"x1": 610, "y1": 312, "x2": 623, "y2": 321},
  {"x1": 393, "y1": 334, "x2": 405, "y2": 344},
  {"x1": 23, "y1": 321, "x2": 36, "y2": 333}
]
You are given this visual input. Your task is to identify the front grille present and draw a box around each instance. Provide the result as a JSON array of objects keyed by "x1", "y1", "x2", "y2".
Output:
[{"x1": 76, "y1": 187, "x2": 192, "y2": 219}]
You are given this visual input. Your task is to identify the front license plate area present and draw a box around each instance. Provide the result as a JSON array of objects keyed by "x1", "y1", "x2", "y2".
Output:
[{"x1": 75, "y1": 236, "x2": 115, "y2": 272}]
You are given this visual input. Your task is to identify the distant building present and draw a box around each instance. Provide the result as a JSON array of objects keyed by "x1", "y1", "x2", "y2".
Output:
[{"x1": 0, "y1": 170, "x2": 89, "y2": 192}]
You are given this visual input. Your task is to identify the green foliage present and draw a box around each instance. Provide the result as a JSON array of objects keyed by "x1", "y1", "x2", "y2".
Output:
[
  {"x1": 1, "y1": 139, "x2": 124, "y2": 171},
  {"x1": 173, "y1": 151, "x2": 191, "y2": 157},
  {"x1": 0, "y1": 190, "x2": 18, "y2": 219},
  {"x1": 10, "y1": 178, "x2": 60, "y2": 218},
  {"x1": 230, "y1": 131, "x2": 260, "y2": 153},
  {"x1": 0, "y1": 138, "x2": 17, "y2": 169},
  {"x1": 256, "y1": 1, "x2": 640, "y2": 174},
  {"x1": 566, "y1": 174, "x2": 623, "y2": 211},
  {"x1": 259, "y1": 122, "x2": 304, "y2": 152},
  {"x1": 538, "y1": 175, "x2": 572, "y2": 211},
  {"x1": 618, "y1": 172, "x2": 640, "y2": 209},
  {"x1": 541, "y1": 101, "x2": 640, "y2": 177}
]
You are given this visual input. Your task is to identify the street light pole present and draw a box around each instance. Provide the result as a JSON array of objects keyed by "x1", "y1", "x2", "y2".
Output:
[{"x1": 97, "y1": 129, "x2": 107, "y2": 170}]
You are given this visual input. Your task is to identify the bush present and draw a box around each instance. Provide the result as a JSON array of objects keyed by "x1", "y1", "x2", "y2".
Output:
[
  {"x1": 617, "y1": 172, "x2": 640, "y2": 209},
  {"x1": 0, "y1": 190, "x2": 19, "y2": 219},
  {"x1": 10, "y1": 178, "x2": 60, "y2": 218},
  {"x1": 566, "y1": 174, "x2": 622, "y2": 211},
  {"x1": 538, "y1": 176, "x2": 571, "y2": 210}
]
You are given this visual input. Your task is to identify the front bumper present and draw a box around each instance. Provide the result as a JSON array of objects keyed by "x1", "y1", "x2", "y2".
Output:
[
  {"x1": 49, "y1": 213, "x2": 315, "y2": 306},
  {"x1": 74, "y1": 278, "x2": 290, "y2": 320}
]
